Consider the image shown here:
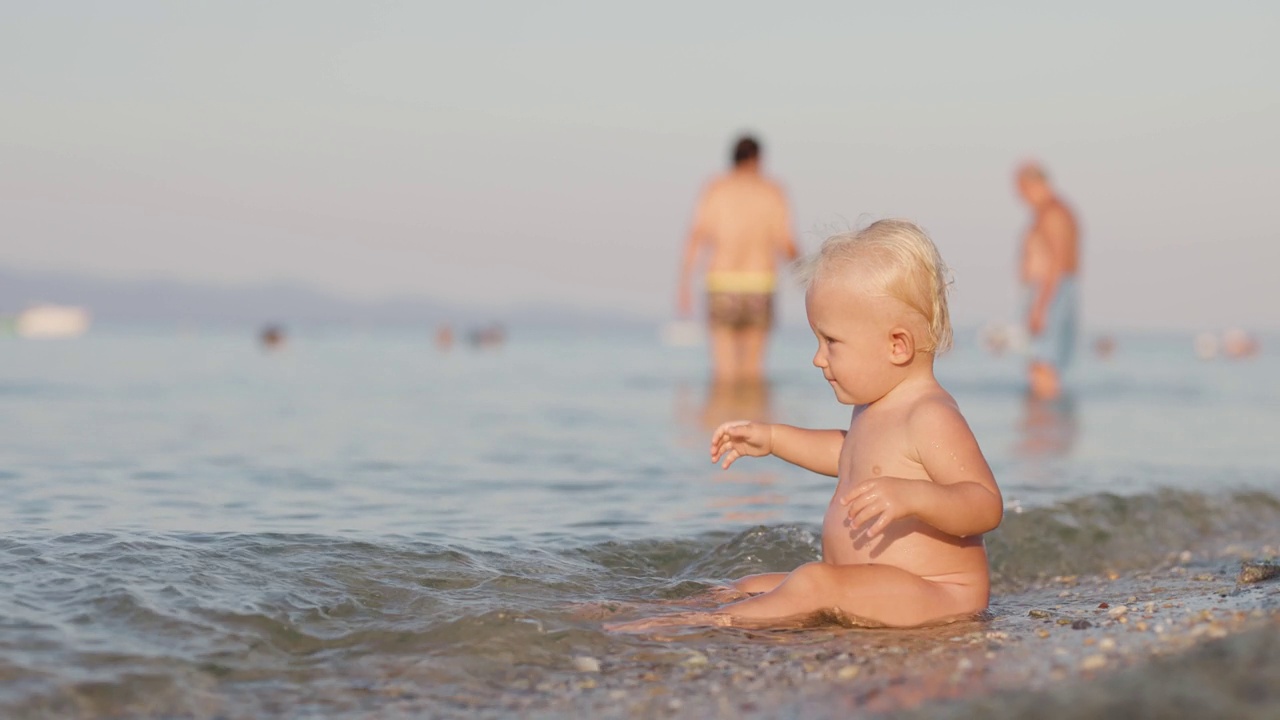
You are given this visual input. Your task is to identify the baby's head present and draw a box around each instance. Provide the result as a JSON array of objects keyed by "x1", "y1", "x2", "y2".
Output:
[
  {"x1": 795, "y1": 219, "x2": 953, "y2": 403},
  {"x1": 798, "y1": 219, "x2": 953, "y2": 352}
]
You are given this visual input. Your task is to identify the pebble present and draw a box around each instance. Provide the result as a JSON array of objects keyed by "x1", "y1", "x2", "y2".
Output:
[
  {"x1": 1028, "y1": 609, "x2": 1052, "y2": 619},
  {"x1": 1201, "y1": 624, "x2": 1228, "y2": 639},
  {"x1": 1071, "y1": 619, "x2": 1092, "y2": 630},
  {"x1": 836, "y1": 665, "x2": 861, "y2": 680},
  {"x1": 1099, "y1": 638, "x2": 1116, "y2": 651},
  {"x1": 682, "y1": 652, "x2": 709, "y2": 668},
  {"x1": 1107, "y1": 605, "x2": 1129, "y2": 618},
  {"x1": 1080, "y1": 654, "x2": 1107, "y2": 671},
  {"x1": 1239, "y1": 561, "x2": 1280, "y2": 584},
  {"x1": 571, "y1": 656, "x2": 601, "y2": 673}
]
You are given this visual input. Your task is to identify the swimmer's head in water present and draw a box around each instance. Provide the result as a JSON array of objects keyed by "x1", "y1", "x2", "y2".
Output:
[
  {"x1": 795, "y1": 219, "x2": 954, "y2": 354},
  {"x1": 731, "y1": 135, "x2": 760, "y2": 167}
]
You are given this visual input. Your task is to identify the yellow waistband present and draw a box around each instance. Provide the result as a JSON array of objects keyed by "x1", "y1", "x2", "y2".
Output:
[{"x1": 706, "y1": 271, "x2": 776, "y2": 293}]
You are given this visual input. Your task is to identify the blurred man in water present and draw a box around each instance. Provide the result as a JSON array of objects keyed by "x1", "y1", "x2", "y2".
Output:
[
  {"x1": 1017, "y1": 163, "x2": 1079, "y2": 400},
  {"x1": 677, "y1": 135, "x2": 800, "y2": 383}
]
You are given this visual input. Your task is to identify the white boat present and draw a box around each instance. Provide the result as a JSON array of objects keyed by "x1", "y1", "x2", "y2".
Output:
[{"x1": 15, "y1": 304, "x2": 92, "y2": 339}]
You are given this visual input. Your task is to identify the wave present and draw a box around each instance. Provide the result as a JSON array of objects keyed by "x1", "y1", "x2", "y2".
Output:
[
  {"x1": 988, "y1": 488, "x2": 1280, "y2": 587},
  {"x1": 568, "y1": 488, "x2": 1280, "y2": 595}
]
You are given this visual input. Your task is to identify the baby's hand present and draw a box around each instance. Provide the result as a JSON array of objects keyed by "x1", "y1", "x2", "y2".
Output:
[
  {"x1": 710, "y1": 420, "x2": 773, "y2": 469},
  {"x1": 839, "y1": 477, "x2": 926, "y2": 538}
]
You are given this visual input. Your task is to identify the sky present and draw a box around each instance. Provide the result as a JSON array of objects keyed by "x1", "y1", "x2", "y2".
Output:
[{"x1": 2, "y1": 1, "x2": 1278, "y2": 330}]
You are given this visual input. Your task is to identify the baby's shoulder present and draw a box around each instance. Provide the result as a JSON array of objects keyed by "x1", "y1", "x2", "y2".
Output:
[{"x1": 903, "y1": 388, "x2": 968, "y2": 436}]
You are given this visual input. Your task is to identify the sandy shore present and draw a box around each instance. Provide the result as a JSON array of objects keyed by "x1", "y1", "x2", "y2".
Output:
[{"x1": 383, "y1": 552, "x2": 1280, "y2": 719}]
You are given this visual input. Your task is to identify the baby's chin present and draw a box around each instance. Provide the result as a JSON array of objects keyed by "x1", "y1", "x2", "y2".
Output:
[
  {"x1": 831, "y1": 384, "x2": 876, "y2": 406},
  {"x1": 829, "y1": 386, "x2": 857, "y2": 405}
]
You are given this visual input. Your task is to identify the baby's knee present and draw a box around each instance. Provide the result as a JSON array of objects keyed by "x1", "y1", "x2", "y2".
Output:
[
  {"x1": 785, "y1": 562, "x2": 835, "y2": 592},
  {"x1": 733, "y1": 574, "x2": 778, "y2": 594}
]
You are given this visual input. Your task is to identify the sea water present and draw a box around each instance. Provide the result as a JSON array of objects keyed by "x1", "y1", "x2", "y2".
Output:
[{"x1": 1, "y1": 327, "x2": 1277, "y2": 717}]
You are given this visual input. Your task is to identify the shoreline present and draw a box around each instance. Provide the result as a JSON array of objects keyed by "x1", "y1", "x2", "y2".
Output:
[
  {"x1": 7, "y1": 549, "x2": 1277, "y2": 718},
  {"x1": 387, "y1": 552, "x2": 1280, "y2": 719}
]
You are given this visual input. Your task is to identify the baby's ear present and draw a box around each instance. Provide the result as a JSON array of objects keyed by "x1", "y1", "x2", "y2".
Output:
[{"x1": 889, "y1": 328, "x2": 915, "y2": 365}]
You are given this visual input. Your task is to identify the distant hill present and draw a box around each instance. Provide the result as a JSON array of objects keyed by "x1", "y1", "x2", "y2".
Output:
[{"x1": 0, "y1": 267, "x2": 649, "y2": 330}]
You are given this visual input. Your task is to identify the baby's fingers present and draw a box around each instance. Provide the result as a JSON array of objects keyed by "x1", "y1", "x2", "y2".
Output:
[
  {"x1": 866, "y1": 513, "x2": 892, "y2": 538},
  {"x1": 839, "y1": 482, "x2": 873, "y2": 506},
  {"x1": 710, "y1": 421, "x2": 748, "y2": 451},
  {"x1": 847, "y1": 499, "x2": 876, "y2": 527},
  {"x1": 719, "y1": 448, "x2": 742, "y2": 470},
  {"x1": 711, "y1": 435, "x2": 737, "y2": 462}
]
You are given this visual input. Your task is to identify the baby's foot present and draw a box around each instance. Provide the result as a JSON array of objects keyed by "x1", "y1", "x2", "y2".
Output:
[
  {"x1": 604, "y1": 611, "x2": 731, "y2": 634},
  {"x1": 565, "y1": 600, "x2": 643, "y2": 621}
]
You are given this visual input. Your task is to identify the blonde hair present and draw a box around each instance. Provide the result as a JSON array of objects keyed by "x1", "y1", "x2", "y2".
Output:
[{"x1": 795, "y1": 219, "x2": 954, "y2": 353}]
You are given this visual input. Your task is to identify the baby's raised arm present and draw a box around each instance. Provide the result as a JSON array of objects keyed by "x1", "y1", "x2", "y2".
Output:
[{"x1": 710, "y1": 421, "x2": 845, "y2": 477}]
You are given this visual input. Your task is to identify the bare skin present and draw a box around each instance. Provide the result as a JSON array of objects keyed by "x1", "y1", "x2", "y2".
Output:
[
  {"x1": 678, "y1": 158, "x2": 799, "y2": 383},
  {"x1": 612, "y1": 274, "x2": 1003, "y2": 632},
  {"x1": 1017, "y1": 164, "x2": 1079, "y2": 400}
]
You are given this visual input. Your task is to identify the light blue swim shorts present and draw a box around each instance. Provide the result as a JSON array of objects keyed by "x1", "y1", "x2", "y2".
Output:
[{"x1": 1027, "y1": 275, "x2": 1078, "y2": 371}]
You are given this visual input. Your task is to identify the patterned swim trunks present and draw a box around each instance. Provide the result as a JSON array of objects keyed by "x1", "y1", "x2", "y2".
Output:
[{"x1": 707, "y1": 292, "x2": 774, "y2": 330}]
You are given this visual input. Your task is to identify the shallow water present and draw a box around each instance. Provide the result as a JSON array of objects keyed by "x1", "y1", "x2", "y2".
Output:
[{"x1": 1, "y1": 327, "x2": 1278, "y2": 717}]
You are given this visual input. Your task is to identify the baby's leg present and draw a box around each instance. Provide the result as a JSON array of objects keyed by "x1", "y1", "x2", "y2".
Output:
[
  {"x1": 719, "y1": 561, "x2": 977, "y2": 628},
  {"x1": 732, "y1": 572, "x2": 790, "y2": 594}
]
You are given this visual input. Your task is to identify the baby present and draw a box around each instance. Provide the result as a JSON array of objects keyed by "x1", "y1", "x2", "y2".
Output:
[{"x1": 614, "y1": 220, "x2": 1003, "y2": 631}]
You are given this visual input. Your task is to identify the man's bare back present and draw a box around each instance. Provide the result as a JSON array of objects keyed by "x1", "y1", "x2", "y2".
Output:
[
  {"x1": 678, "y1": 136, "x2": 798, "y2": 383},
  {"x1": 693, "y1": 172, "x2": 794, "y2": 276}
]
